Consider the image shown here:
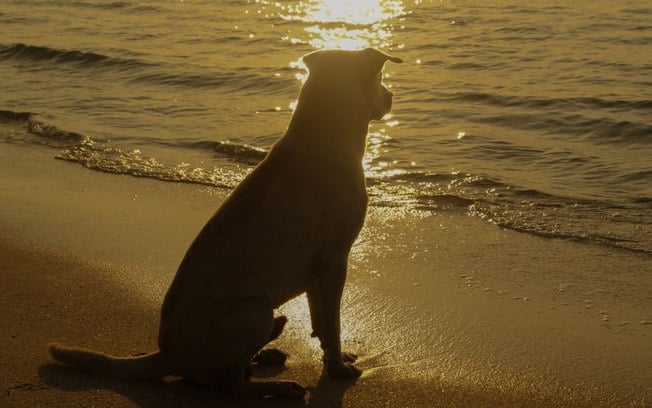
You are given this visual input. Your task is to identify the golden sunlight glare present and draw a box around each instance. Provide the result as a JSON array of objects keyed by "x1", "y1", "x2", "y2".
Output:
[
  {"x1": 299, "y1": 0, "x2": 404, "y2": 25},
  {"x1": 281, "y1": 0, "x2": 405, "y2": 50}
]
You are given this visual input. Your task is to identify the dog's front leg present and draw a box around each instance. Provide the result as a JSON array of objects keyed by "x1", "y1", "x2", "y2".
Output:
[
  {"x1": 313, "y1": 254, "x2": 361, "y2": 379},
  {"x1": 307, "y1": 285, "x2": 324, "y2": 339},
  {"x1": 308, "y1": 285, "x2": 358, "y2": 367}
]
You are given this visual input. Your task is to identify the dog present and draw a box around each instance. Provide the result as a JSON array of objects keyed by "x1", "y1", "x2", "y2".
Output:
[{"x1": 48, "y1": 47, "x2": 402, "y2": 399}]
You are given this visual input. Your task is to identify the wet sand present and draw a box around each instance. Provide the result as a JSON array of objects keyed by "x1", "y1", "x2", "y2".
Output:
[{"x1": 1, "y1": 143, "x2": 650, "y2": 407}]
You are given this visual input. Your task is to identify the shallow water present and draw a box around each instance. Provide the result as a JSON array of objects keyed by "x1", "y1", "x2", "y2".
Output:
[{"x1": 1, "y1": 0, "x2": 650, "y2": 254}]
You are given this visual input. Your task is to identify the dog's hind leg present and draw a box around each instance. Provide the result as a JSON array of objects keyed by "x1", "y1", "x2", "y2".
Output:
[
  {"x1": 167, "y1": 297, "x2": 277, "y2": 385},
  {"x1": 186, "y1": 301, "x2": 304, "y2": 399},
  {"x1": 252, "y1": 315, "x2": 288, "y2": 367},
  {"x1": 171, "y1": 298, "x2": 306, "y2": 399}
]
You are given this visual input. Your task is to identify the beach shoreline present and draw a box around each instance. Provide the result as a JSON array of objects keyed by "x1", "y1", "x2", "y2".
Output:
[{"x1": 1, "y1": 143, "x2": 650, "y2": 407}]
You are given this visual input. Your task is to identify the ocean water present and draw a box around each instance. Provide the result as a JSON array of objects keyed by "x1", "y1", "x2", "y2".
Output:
[{"x1": 1, "y1": 0, "x2": 650, "y2": 255}]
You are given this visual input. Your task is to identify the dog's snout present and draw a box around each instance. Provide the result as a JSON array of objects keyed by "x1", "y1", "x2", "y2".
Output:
[
  {"x1": 382, "y1": 86, "x2": 394, "y2": 102},
  {"x1": 370, "y1": 85, "x2": 395, "y2": 121},
  {"x1": 384, "y1": 88, "x2": 394, "y2": 106}
]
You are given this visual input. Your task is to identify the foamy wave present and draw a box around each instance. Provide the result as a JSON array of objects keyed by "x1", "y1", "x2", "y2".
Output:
[
  {"x1": 1, "y1": 111, "x2": 649, "y2": 255},
  {"x1": 57, "y1": 145, "x2": 246, "y2": 189}
]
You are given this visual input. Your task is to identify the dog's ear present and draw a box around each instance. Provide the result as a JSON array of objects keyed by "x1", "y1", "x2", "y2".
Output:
[
  {"x1": 301, "y1": 50, "x2": 325, "y2": 72},
  {"x1": 359, "y1": 47, "x2": 403, "y2": 76}
]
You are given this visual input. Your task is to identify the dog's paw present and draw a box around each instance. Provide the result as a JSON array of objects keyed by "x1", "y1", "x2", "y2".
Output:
[
  {"x1": 327, "y1": 362, "x2": 362, "y2": 379},
  {"x1": 252, "y1": 348, "x2": 288, "y2": 366},
  {"x1": 342, "y1": 352, "x2": 358, "y2": 363},
  {"x1": 321, "y1": 351, "x2": 358, "y2": 363}
]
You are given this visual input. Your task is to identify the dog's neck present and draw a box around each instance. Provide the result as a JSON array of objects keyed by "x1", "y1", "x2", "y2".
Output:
[{"x1": 284, "y1": 86, "x2": 371, "y2": 164}]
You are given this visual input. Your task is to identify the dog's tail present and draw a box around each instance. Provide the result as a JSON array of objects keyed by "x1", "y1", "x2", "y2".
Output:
[{"x1": 48, "y1": 343, "x2": 173, "y2": 380}]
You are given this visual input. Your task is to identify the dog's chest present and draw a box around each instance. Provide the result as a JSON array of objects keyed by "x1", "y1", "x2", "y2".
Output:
[{"x1": 313, "y1": 173, "x2": 368, "y2": 247}]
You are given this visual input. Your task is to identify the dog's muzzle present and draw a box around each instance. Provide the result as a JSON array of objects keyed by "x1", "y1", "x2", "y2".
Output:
[{"x1": 371, "y1": 85, "x2": 393, "y2": 121}]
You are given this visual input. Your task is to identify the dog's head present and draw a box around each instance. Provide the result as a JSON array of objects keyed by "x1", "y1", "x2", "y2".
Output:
[{"x1": 301, "y1": 48, "x2": 402, "y2": 122}]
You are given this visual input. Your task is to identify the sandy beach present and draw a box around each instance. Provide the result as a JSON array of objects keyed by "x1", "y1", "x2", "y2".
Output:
[{"x1": 1, "y1": 142, "x2": 650, "y2": 407}]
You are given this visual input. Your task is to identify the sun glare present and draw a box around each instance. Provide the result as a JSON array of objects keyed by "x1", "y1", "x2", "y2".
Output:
[
  {"x1": 281, "y1": 0, "x2": 405, "y2": 50},
  {"x1": 288, "y1": 0, "x2": 405, "y2": 25}
]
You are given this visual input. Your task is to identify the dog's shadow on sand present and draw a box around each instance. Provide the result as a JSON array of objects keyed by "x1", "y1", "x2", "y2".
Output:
[{"x1": 39, "y1": 363, "x2": 357, "y2": 407}]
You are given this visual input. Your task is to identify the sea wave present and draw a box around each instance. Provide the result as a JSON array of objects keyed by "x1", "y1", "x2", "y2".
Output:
[
  {"x1": 1, "y1": 109, "x2": 89, "y2": 146},
  {"x1": 0, "y1": 42, "x2": 294, "y2": 93},
  {"x1": 431, "y1": 91, "x2": 652, "y2": 112},
  {"x1": 70, "y1": 1, "x2": 162, "y2": 12},
  {"x1": 1, "y1": 110, "x2": 649, "y2": 256},
  {"x1": 0, "y1": 109, "x2": 32, "y2": 122},
  {"x1": 400, "y1": 90, "x2": 652, "y2": 145},
  {"x1": 0, "y1": 43, "x2": 154, "y2": 71},
  {"x1": 133, "y1": 69, "x2": 293, "y2": 92}
]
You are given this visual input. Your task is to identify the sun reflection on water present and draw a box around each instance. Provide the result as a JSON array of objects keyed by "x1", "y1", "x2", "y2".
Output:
[
  {"x1": 280, "y1": 0, "x2": 405, "y2": 49},
  {"x1": 282, "y1": 0, "x2": 406, "y2": 25}
]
